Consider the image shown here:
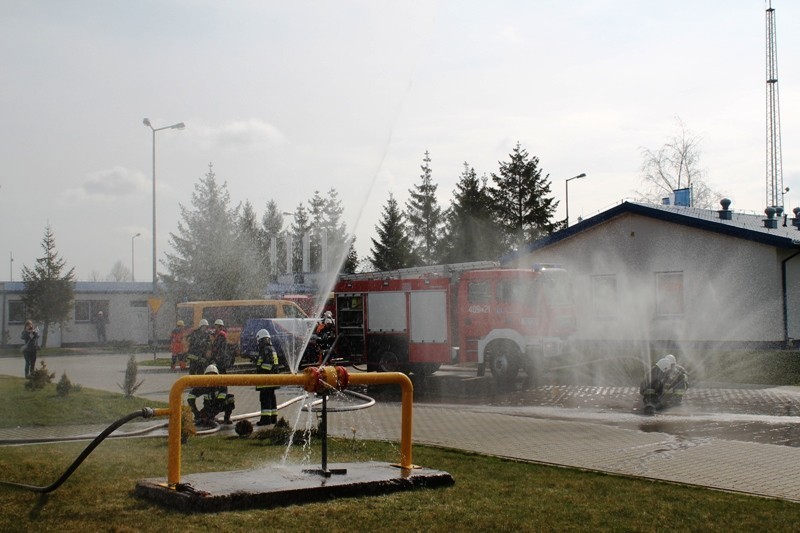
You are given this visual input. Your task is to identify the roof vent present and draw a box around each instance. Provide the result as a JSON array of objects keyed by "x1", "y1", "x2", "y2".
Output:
[
  {"x1": 718, "y1": 198, "x2": 732, "y2": 220},
  {"x1": 764, "y1": 207, "x2": 778, "y2": 229},
  {"x1": 793, "y1": 207, "x2": 800, "y2": 228}
]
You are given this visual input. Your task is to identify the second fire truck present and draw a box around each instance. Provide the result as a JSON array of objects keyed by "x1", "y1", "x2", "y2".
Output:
[{"x1": 333, "y1": 261, "x2": 575, "y2": 385}]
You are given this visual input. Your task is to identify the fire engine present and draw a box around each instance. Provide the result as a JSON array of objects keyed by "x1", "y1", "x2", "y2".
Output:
[{"x1": 333, "y1": 261, "x2": 575, "y2": 384}]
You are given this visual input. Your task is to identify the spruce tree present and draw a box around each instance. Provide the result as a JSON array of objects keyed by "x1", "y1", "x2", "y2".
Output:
[
  {"x1": 21, "y1": 224, "x2": 76, "y2": 348},
  {"x1": 405, "y1": 151, "x2": 445, "y2": 266},
  {"x1": 444, "y1": 163, "x2": 504, "y2": 263},
  {"x1": 164, "y1": 163, "x2": 245, "y2": 300},
  {"x1": 489, "y1": 142, "x2": 559, "y2": 253},
  {"x1": 370, "y1": 193, "x2": 415, "y2": 271}
]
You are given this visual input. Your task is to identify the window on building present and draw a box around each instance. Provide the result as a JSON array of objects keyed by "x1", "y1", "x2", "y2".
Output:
[
  {"x1": 8, "y1": 301, "x2": 26, "y2": 324},
  {"x1": 655, "y1": 271, "x2": 684, "y2": 317},
  {"x1": 591, "y1": 275, "x2": 617, "y2": 318},
  {"x1": 75, "y1": 300, "x2": 110, "y2": 322}
]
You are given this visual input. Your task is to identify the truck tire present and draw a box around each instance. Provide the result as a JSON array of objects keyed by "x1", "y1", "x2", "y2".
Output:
[
  {"x1": 486, "y1": 340, "x2": 520, "y2": 383},
  {"x1": 410, "y1": 363, "x2": 440, "y2": 377},
  {"x1": 378, "y1": 350, "x2": 402, "y2": 373}
]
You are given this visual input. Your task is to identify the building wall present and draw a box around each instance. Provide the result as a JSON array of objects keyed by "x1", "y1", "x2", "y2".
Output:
[
  {"x1": 1, "y1": 283, "x2": 176, "y2": 347},
  {"x1": 515, "y1": 213, "x2": 789, "y2": 344}
]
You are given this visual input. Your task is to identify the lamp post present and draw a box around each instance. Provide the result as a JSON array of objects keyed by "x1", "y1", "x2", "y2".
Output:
[
  {"x1": 565, "y1": 173, "x2": 587, "y2": 228},
  {"x1": 131, "y1": 233, "x2": 141, "y2": 281},
  {"x1": 142, "y1": 118, "x2": 185, "y2": 293}
]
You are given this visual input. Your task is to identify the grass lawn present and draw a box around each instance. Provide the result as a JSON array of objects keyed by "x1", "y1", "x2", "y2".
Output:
[{"x1": 1, "y1": 436, "x2": 799, "y2": 532}]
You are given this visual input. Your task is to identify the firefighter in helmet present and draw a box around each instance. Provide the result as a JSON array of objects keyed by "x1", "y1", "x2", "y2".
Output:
[
  {"x1": 170, "y1": 319, "x2": 189, "y2": 371},
  {"x1": 187, "y1": 364, "x2": 235, "y2": 426},
  {"x1": 186, "y1": 319, "x2": 211, "y2": 375},
  {"x1": 255, "y1": 328, "x2": 280, "y2": 426},
  {"x1": 211, "y1": 319, "x2": 230, "y2": 373},
  {"x1": 640, "y1": 354, "x2": 689, "y2": 413}
]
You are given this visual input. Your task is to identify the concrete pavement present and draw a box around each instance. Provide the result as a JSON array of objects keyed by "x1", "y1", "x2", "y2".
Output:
[{"x1": 2, "y1": 352, "x2": 800, "y2": 503}]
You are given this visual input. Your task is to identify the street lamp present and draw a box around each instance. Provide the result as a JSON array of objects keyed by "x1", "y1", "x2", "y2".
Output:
[
  {"x1": 565, "y1": 173, "x2": 587, "y2": 228},
  {"x1": 142, "y1": 118, "x2": 185, "y2": 293},
  {"x1": 131, "y1": 233, "x2": 141, "y2": 281}
]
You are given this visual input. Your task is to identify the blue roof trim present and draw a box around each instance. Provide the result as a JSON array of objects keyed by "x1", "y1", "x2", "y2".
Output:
[{"x1": 502, "y1": 201, "x2": 800, "y2": 264}]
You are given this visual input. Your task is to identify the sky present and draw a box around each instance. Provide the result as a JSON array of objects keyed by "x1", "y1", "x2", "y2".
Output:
[{"x1": 1, "y1": 1, "x2": 799, "y2": 282}]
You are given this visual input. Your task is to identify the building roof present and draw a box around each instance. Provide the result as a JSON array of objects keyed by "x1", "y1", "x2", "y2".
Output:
[{"x1": 504, "y1": 201, "x2": 800, "y2": 264}]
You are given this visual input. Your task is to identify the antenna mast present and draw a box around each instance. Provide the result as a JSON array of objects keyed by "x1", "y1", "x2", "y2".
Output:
[{"x1": 766, "y1": 0, "x2": 784, "y2": 210}]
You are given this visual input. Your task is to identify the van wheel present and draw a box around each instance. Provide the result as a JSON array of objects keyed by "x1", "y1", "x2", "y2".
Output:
[{"x1": 486, "y1": 341, "x2": 520, "y2": 383}]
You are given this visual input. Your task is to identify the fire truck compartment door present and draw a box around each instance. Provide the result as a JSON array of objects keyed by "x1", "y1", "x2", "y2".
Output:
[
  {"x1": 367, "y1": 292, "x2": 407, "y2": 332},
  {"x1": 410, "y1": 290, "x2": 447, "y2": 343}
]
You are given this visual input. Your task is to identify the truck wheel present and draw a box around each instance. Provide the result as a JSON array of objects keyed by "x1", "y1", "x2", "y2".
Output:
[
  {"x1": 378, "y1": 351, "x2": 402, "y2": 373},
  {"x1": 410, "y1": 363, "x2": 440, "y2": 377},
  {"x1": 486, "y1": 341, "x2": 520, "y2": 383}
]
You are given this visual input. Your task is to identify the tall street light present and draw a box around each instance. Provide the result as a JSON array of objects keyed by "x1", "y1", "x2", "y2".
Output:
[
  {"x1": 142, "y1": 118, "x2": 185, "y2": 293},
  {"x1": 565, "y1": 173, "x2": 587, "y2": 228},
  {"x1": 131, "y1": 233, "x2": 141, "y2": 282}
]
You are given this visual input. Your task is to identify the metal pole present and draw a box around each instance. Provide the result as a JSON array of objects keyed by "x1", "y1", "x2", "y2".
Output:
[
  {"x1": 131, "y1": 233, "x2": 140, "y2": 282},
  {"x1": 565, "y1": 173, "x2": 587, "y2": 227}
]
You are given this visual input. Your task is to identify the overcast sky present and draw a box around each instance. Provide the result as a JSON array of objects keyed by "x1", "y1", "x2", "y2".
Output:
[{"x1": 1, "y1": 1, "x2": 798, "y2": 281}]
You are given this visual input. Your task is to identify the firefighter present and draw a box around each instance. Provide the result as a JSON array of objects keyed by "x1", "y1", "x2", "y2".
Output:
[
  {"x1": 640, "y1": 354, "x2": 689, "y2": 413},
  {"x1": 187, "y1": 364, "x2": 235, "y2": 426},
  {"x1": 169, "y1": 320, "x2": 189, "y2": 371},
  {"x1": 313, "y1": 310, "x2": 336, "y2": 362},
  {"x1": 211, "y1": 319, "x2": 230, "y2": 373},
  {"x1": 255, "y1": 328, "x2": 280, "y2": 426},
  {"x1": 186, "y1": 319, "x2": 211, "y2": 375}
]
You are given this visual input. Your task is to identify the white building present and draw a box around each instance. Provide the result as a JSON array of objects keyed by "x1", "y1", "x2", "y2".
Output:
[
  {"x1": 1, "y1": 281, "x2": 175, "y2": 348},
  {"x1": 504, "y1": 201, "x2": 800, "y2": 349}
]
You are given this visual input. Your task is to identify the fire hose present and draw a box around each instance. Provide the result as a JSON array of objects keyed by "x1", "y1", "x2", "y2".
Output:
[{"x1": 0, "y1": 407, "x2": 159, "y2": 493}]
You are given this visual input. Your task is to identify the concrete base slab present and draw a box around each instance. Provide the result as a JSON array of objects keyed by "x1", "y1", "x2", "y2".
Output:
[{"x1": 136, "y1": 462, "x2": 454, "y2": 512}]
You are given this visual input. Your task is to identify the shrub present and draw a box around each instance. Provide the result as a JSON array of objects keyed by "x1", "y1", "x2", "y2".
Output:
[
  {"x1": 25, "y1": 361, "x2": 55, "y2": 391},
  {"x1": 118, "y1": 355, "x2": 144, "y2": 398},
  {"x1": 56, "y1": 371, "x2": 73, "y2": 397}
]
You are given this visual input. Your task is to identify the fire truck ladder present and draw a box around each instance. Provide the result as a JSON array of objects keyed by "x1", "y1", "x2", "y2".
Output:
[{"x1": 339, "y1": 261, "x2": 501, "y2": 281}]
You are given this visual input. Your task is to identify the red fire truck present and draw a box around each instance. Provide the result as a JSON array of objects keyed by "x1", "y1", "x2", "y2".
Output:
[{"x1": 333, "y1": 261, "x2": 575, "y2": 384}]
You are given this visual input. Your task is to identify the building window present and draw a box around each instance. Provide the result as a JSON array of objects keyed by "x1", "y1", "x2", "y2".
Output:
[
  {"x1": 591, "y1": 275, "x2": 617, "y2": 318},
  {"x1": 656, "y1": 271, "x2": 684, "y2": 317},
  {"x1": 75, "y1": 300, "x2": 110, "y2": 322},
  {"x1": 8, "y1": 301, "x2": 26, "y2": 324}
]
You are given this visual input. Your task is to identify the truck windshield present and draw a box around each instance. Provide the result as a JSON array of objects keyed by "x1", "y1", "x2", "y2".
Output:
[{"x1": 497, "y1": 279, "x2": 539, "y2": 305}]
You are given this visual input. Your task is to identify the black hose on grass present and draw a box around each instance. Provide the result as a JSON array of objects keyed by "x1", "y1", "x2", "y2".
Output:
[{"x1": 0, "y1": 407, "x2": 157, "y2": 493}]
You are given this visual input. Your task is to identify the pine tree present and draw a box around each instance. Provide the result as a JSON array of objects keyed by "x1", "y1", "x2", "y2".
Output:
[
  {"x1": 287, "y1": 204, "x2": 311, "y2": 278},
  {"x1": 405, "y1": 151, "x2": 445, "y2": 266},
  {"x1": 261, "y1": 200, "x2": 286, "y2": 280},
  {"x1": 163, "y1": 163, "x2": 246, "y2": 300},
  {"x1": 489, "y1": 142, "x2": 559, "y2": 253},
  {"x1": 21, "y1": 224, "x2": 76, "y2": 348},
  {"x1": 443, "y1": 163, "x2": 504, "y2": 263},
  {"x1": 370, "y1": 193, "x2": 415, "y2": 271},
  {"x1": 234, "y1": 200, "x2": 269, "y2": 298}
]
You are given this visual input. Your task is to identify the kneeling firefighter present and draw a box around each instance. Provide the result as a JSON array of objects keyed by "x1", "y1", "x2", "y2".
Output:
[
  {"x1": 640, "y1": 354, "x2": 688, "y2": 413},
  {"x1": 187, "y1": 364, "x2": 235, "y2": 426},
  {"x1": 255, "y1": 328, "x2": 280, "y2": 426}
]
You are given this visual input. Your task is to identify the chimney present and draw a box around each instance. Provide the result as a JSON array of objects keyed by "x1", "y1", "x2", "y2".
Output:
[
  {"x1": 718, "y1": 198, "x2": 732, "y2": 220},
  {"x1": 792, "y1": 207, "x2": 800, "y2": 228},
  {"x1": 764, "y1": 207, "x2": 778, "y2": 229}
]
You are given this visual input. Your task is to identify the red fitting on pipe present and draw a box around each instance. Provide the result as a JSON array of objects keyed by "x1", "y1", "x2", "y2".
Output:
[
  {"x1": 303, "y1": 367, "x2": 321, "y2": 393},
  {"x1": 335, "y1": 366, "x2": 349, "y2": 391}
]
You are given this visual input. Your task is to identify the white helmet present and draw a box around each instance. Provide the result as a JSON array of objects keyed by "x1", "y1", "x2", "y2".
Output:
[
  {"x1": 655, "y1": 357, "x2": 671, "y2": 373},
  {"x1": 214, "y1": 319, "x2": 224, "y2": 326},
  {"x1": 204, "y1": 364, "x2": 219, "y2": 375},
  {"x1": 665, "y1": 354, "x2": 677, "y2": 366},
  {"x1": 256, "y1": 329, "x2": 271, "y2": 341},
  {"x1": 323, "y1": 310, "x2": 333, "y2": 319},
  {"x1": 199, "y1": 319, "x2": 209, "y2": 327}
]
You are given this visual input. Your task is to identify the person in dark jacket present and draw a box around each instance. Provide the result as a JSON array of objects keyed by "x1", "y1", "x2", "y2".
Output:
[
  {"x1": 186, "y1": 319, "x2": 211, "y2": 375},
  {"x1": 21, "y1": 320, "x2": 39, "y2": 378},
  {"x1": 255, "y1": 328, "x2": 280, "y2": 426},
  {"x1": 187, "y1": 364, "x2": 235, "y2": 426}
]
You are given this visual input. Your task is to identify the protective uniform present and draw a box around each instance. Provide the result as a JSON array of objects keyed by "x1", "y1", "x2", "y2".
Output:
[
  {"x1": 170, "y1": 320, "x2": 188, "y2": 371},
  {"x1": 255, "y1": 329, "x2": 280, "y2": 426},
  {"x1": 187, "y1": 364, "x2": 235, "y2": 426},
  {"x1": 211, "y1": 319, "x2": 230, "y2": 373},
  {"x1": 186, "y1": 320, "x2": 211, "y2": 375},
  {"x1": 640, "y1": 354, "x2": 689, "y2": 413},
  {"x1": 314, "y1": 310, "x2": 336, "y2": 363}
]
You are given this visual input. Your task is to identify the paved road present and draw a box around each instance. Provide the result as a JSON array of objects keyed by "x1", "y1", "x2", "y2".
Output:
[{"x1": 3, "y1": 353, "x2": 800, "y2": 502}]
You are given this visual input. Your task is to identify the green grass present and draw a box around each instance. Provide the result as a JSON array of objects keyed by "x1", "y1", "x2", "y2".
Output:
[
  {"x1": 0, "y1": 376, "x2": 167, "y2": 428},
  {"x1": 0, "y1": 436, "x2": 799, "y2": 532}
]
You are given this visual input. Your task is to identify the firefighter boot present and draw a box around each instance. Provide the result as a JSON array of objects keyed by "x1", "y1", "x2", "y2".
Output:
[
  {"x1": 256, "y1": 417, "x2": 270, "y2": 426},
  {"x1": 223, "y1": 409, "x2": 233, "y2": 425}
]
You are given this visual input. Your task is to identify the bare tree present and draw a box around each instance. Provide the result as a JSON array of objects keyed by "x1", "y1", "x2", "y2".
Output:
[
  {"x1": 107, "y1": 260, "x2": 132, "y2": 282},
  {"x1": 637, "y1": 117, "x2": 723, "y2": 209}
]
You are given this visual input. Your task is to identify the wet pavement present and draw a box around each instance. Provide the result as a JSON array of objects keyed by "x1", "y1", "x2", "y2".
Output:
[{"x1": 3, "y1": 354, "x2": 800, "y2": 502}]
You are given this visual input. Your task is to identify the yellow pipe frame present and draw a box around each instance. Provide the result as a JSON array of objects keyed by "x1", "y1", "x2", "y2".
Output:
[{"x1": 161, "y1": 370, "x2": 414, "y2": 486}]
